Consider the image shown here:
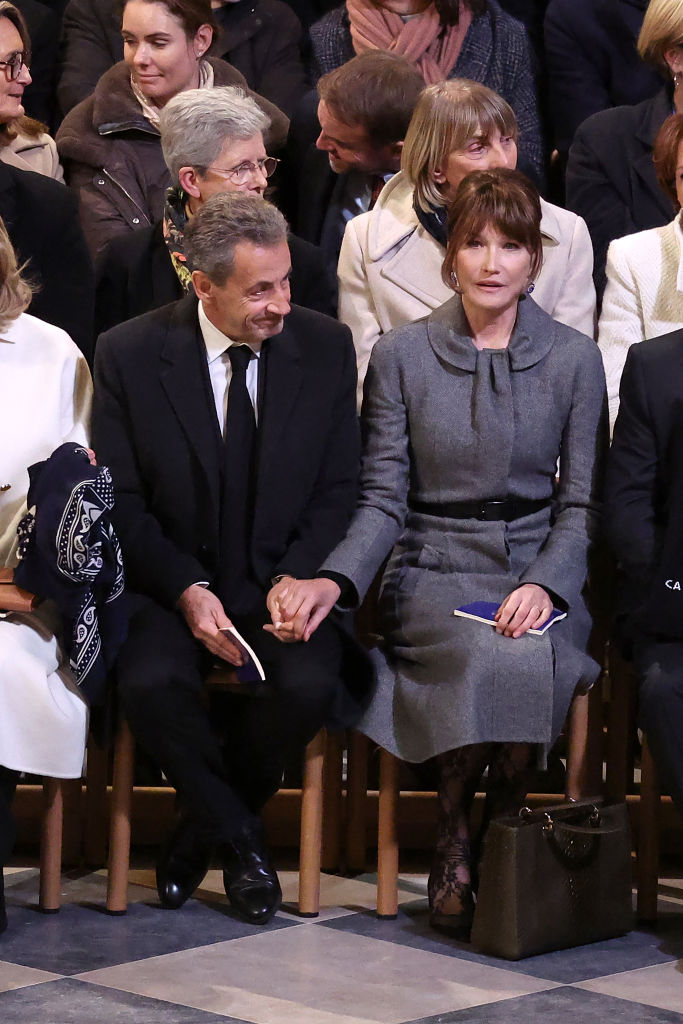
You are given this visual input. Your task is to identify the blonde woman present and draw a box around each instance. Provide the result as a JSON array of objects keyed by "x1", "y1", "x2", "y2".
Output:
[
  {"x1": 338, "y1": 79, "x2": 595, "y2": 408},
  {"x1": 0, "y1": 218, "x2": 91, "y2": 934},
  {"x1": 0, "y1": 2, "x2": 63, "y2": 180}
]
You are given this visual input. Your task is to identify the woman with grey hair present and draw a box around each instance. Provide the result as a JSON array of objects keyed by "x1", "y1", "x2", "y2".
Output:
[{"x1": 95, "y1": 85, "x2": 333, "y2": 335}]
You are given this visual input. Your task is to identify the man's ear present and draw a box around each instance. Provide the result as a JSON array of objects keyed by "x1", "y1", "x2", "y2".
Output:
[
  {"x1": 179, "y1": 166, "x2": 202, "y2": 199},
  {"x1": 191, "y1": 269, "x2": 213, "y2": 302}
]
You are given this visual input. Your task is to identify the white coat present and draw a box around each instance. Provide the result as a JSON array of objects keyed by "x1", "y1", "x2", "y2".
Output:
[
  {"x1": 599, "y1": 214, "x2": 683, "y2": 432},
  {"x1": 0, "y1": 313, "x2": 91, "y2": 777},
  {"x1": 338, "y1": 170, "x2": 597, "y2": 409}
]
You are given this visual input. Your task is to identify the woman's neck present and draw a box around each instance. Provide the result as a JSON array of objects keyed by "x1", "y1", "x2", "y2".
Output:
[{"x1": 461, "y1": 298, "x2": 518, "y2": 351}]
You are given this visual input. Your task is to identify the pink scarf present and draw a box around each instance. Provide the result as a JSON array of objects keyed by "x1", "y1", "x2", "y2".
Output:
[{"x1": 346, "y1": 0, "x2": 472, "y2": 85}]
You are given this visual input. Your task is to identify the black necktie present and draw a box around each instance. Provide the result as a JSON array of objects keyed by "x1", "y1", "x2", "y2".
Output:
[{"x1": 221, "y1": 345, "x2": 256, "y2": 605}]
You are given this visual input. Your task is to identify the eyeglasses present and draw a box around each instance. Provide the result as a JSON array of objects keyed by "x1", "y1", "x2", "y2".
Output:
[
  {"x1": 208, "y1": 156, "x2": 280, "y2": 186},
  {"x1": 0, "y1": 51, "x2": 30, "y2": 81}
]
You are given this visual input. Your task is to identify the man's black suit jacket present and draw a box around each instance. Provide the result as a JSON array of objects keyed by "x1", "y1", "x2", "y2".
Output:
[
  {"x1": 0, "y1": 163, "x2": 95, "y2": 362},
  {"x1": 92, "y1": 295, "x2": 360, "y2": 612},
  {"x1": 95, "y1": 222, "x2": 336, "y2": 338},
  {"x1": 605, "y1": 329, "x2": 683, "y2": 643}
]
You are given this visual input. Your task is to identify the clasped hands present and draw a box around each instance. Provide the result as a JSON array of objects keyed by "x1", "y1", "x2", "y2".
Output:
[{"x1": 178, "y1": 577, "x2": 552, "y2": 660}]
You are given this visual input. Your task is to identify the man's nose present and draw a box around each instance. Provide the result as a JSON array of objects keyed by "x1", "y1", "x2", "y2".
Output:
[{"x1": 315, "y1": 131, "x2": 332, "y2": 152}]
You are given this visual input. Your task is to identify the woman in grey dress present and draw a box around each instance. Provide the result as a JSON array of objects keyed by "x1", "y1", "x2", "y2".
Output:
[{"x1": 265, "y1": 168, "x2": 607, "y2": 935}]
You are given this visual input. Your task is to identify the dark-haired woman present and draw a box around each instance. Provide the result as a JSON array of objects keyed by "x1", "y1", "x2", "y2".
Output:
[
  {"x1": 599, "y1": 112, "x2": 683, "y2": 433},
  {"x1": 266, "y1": 168, "x2": 606, "y2": 935},
  {"x1": 56, "y1": 0, "x2": 288, "y2": 257},
  {"x1": 309, "y1": 0, "x2": 543, "y2": 181}
]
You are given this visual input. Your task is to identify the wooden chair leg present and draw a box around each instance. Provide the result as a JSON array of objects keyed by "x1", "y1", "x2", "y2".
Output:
[
  {"x1": 39, "y1": 778, "x2": 63, "y2": 912},
  {"x1": 61, "y1": 778, "x2": 83, "y2": 867},
  {"x1": 637, "y1": 736, "x2": 660, "y2": 923},
  {"x1": 85, "y1": 739, "x2": 109, "y2": 866},
  {"x1": 298, "y1": 728, "x2": 325, "y2": 917},
  {"x1": 106, "y1": 719, "x2": 135, "y2": 914},
  {"x1": 321, "y1": 730, "x2": 344, "y2": 871},
  {"x1": 606, "y1": 646, "x2": 637, "y2": 801},
  {"x1": 377, "y1": 748, "x2": 399, "y2": 919},
  {"x1": 566, "y1": 686, "x2": 603, "y2": 801},
  {"x1": 345, "y1": 731, "x2": 369, "y2": 872}
]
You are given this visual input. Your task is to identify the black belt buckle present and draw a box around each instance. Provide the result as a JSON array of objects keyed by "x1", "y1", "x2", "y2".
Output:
[{"x1": 478, "y1": 500, "x2": 507, "y2": 522}]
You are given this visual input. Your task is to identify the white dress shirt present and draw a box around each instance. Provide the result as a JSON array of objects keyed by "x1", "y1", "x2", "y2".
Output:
[{"x1": 198, "y1": 301, "x2": 262, "y2": 435}]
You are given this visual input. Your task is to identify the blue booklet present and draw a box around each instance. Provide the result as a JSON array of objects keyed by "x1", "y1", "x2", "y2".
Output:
[{"x1": 453, "y1": 600, "x2": 566, "y2": 636}]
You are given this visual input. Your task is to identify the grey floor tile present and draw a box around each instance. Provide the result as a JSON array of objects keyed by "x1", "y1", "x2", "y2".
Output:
[
  {"x1": 0, "y1": 897, "x2": 298, "y2": 974},
  {"x1": 321, "y1": 900, "x2": 683, "y2": 983},
  {"x1": 0, "y1": 977, "x2": 251, "y2": 1023},
  {"x1": 403, "y1": 986, "x2": 683, "y2": 1023}
]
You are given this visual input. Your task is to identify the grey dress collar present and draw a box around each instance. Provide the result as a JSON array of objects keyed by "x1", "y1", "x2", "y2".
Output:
[{"x1": 426, "y1": 293, "x2": 557, "y2": 373}]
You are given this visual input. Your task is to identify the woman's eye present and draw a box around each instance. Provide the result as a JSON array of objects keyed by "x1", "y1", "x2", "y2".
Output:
[{"x1": 504, "y1": 242, "x2": 520, "y2": 250}]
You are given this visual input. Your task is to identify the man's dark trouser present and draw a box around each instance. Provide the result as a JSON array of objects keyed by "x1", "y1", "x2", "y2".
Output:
[
  {"x1": 116, "y1": 596, "x2": 346, "y2": 845},
  {"x1": 633, "y1": 637, "x2": 683, "y2": 816}
]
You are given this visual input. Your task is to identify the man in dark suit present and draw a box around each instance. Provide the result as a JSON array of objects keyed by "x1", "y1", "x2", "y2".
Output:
[
  {"x1": 281, "y1": 52, "x2": 423, "y2": 285},
  {"x1": 93, "y1": 192, "x2": 366, "y2": 925},
  {"x1": 0, "y1": 162, "x2": 94, "y2": 362},
  {"x1": 95, "y1": 85, "x2": 334, "y2": 339},
  {"x1": 605, "y1": 331, "x2": 683, "y2": 817}
]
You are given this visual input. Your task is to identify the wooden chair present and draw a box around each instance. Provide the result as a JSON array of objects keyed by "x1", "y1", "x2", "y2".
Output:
[{"x1": 106, "y1": 667, "x2": 329, "y2": 917}]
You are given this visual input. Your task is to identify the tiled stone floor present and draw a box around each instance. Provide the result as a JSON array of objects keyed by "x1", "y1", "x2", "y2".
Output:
[{"x1": 1, "y1": 864, "x2": 683, "y2": 1023}]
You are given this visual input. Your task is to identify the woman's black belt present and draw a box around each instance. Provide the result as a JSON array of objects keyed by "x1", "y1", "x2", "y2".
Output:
[{"x1": 409, "y1": 497, "x2": 551, "y2": 522}]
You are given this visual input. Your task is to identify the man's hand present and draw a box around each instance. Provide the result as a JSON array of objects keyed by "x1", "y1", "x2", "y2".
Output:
[
  {"x1": 177, "y1": 584, "x2": 244, "y2": 664},
  {"x1": 264, "y1": 577, "x2": 341, "y2": 643},
  {"x1": 494, "y1": 583, "x2": 553, "y2": 639}
]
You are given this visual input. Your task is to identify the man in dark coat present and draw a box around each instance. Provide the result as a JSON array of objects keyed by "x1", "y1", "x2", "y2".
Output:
[
  {"x1": 545, "y1": 0, "x2": 661, "y2": 161},
  {"x1": 565, "y1": 87, "x2": 674, "y2": 302},
  {"x1": 93, "y1": 192, "x2": 366, "y2": 925},
  {"x1": 57, "y1": 0, "x2": 308, "y2": 117},
  {"x1": 95, "y1": 85, "x2": 334, "y2": 339},
  {"x1": 605, "y1": 330, "x2": 683, "y2": 817},
  {"x1": 0, "y1": 162, "x2": 94, "y2": 362},
  {"x1": 281, "y1": 52, "x2": 423, "y2": 290}
]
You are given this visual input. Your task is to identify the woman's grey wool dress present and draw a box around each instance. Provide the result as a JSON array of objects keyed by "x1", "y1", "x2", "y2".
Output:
[{"x1": 322, "y1": 295, "x2": 607, "y2": 762}]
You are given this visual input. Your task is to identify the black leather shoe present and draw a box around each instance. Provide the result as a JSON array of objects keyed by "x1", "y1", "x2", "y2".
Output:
[
  {"x1": 221, "y1": 824, "x2": 281, "y2": 925},
  {"x1": 156, "y1": 813, "x2": 214, "y2": 910}
]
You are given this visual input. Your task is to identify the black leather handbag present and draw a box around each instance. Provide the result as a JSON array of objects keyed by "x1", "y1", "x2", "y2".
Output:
[{"x1": 471, "y1": 799, "x2": 632, "y2": 959}]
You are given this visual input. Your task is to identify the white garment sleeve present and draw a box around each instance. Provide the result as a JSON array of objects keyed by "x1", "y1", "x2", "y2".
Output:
[
  {"x1": 598, "y1": 240, "x2": 642, "y2": 436},
  {"x1": 337, "y1": 214, "x2": 383, "y2": 413},
  {"x1": 550, "y1": 213, "x2": 596, "y2": 338}
]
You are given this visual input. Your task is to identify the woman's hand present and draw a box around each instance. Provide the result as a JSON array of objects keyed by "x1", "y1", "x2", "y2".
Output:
[
  {"x1": 494, "y1": 583, "x2": 553, "y2": 639},
  {"x1": 264, "y1": 577, "x2": 341, "y2": 643}
]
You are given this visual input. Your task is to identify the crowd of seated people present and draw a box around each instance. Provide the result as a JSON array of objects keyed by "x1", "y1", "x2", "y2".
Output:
[{"x1": 2, "y1": 0, "x2": 683, "y2": 950}]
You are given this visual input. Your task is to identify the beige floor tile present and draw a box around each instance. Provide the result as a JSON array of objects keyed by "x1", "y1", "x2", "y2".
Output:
[
  {"x1": 76, "y1": 924, "x2": 557, "y2": 1024},
  {"x1": 0, "y1": 960, "x2": 61, "y2": 994},
  {"x1": 127, "y1": 869, "x2": 422, "y2": 923},
  {"x1": 577, "y1": 960, "x2": 683, "y2": 1012}
]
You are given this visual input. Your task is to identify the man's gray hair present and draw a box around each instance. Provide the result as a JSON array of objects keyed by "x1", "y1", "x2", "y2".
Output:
[
  {"x1": 185, "y1": 192, "x2": 288, "y2": 283},
  {"x1": 159, "y1": 86, "x2": 271, "y2": 185}
]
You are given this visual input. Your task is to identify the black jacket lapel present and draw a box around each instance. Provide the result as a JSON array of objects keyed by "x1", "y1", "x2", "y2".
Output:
[{"x1": 159, "y1": 296, "x2": 222, "y2": 522}]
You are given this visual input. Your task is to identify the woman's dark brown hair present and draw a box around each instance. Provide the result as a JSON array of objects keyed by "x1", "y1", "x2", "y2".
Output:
[
  {"x1": 653, "y1": 112, "x2": 683, "y2": 209},
  {"x1": 442, "y1": 167, "x2": 543, "y2": 290},
  {"x1": 119, "y1": 0, "x2": 218, "y2": 37}
]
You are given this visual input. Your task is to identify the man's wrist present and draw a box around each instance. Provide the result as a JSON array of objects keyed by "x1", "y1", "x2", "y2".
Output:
[{"x1": 271, "y1": 574, "x2": 295, "y2": 587}]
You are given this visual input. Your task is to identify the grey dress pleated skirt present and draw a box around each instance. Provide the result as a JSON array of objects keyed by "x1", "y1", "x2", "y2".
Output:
[{"x1": 359, "y1": 508, "x2": 597, "y2": 762}]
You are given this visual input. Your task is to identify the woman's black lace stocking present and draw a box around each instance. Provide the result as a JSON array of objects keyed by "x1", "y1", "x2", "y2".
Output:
[{"x1": 428, "y1": 743, "x2": 492, "y2": 916}]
